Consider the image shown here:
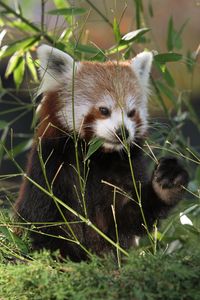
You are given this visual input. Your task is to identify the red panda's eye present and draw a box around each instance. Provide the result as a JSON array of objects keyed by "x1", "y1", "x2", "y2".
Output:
[
  {"x1": 99, "y1": 107, "x2": 110, "y2": 116},
  {"x1": 127, "y1": 109, "x2": 136, "y2": 118}
]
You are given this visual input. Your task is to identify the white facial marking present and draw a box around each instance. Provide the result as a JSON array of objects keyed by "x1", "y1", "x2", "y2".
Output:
[
  {"x1": 37, "y1": 44, "x2": 75, "y2": 95},
  {"x1": 93, "y1": 90, "x2": 150, "y2": 151},
  {"x1": 126, "y1": 94, "x2": 136, "y2": 112},
  {"x1": 138, "y1": 106, "x2": 148, "y2": 135},
  {"x1": 95, "y1": 106, "x2": 136, "y2": 151},
  {"x1": 57, "y1": 93, "x2": 92, "y2": 132},
  {"x1": 100, "y1": 94, "x2": 115, "y2": 110}
]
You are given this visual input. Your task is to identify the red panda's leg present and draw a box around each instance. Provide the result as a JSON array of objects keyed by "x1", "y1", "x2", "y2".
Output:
[
  {"x1": 117, "y1": 157, "x2": 188, "y2": 237},
  {"x1": 150, "y1": 157, "x2": 189, "y2": 206},
  {"x1": 139, "y1": 157, "x2": 189, "y2": 228}
]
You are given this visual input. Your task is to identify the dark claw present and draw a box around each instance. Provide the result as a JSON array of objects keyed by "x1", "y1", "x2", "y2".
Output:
[{"x1": 154, "y1": 157, "x2": 189, "y2": 189}]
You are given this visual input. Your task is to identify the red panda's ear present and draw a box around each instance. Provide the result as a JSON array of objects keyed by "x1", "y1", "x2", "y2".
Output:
[
  {"x1": 131, "y1": 52, "x2": 153, "y2": 87},
  {"x1": 37, "y1": 44, "x2": 75, "y2": 94}
]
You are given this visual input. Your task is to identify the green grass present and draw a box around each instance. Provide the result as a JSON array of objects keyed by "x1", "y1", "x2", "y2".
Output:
[{"x1": 0, "y1": 249, "x2": 200, "y2": 300}]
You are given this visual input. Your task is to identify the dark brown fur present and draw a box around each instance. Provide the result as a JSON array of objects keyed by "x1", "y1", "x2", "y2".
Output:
[{"x1": 15, "y1": 131, "x2": 188, "y2": 261}]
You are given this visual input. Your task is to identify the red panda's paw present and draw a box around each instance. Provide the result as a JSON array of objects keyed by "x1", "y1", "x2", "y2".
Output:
[{"x1": 152, "y1": 157, "x2": 189, "y2": 205}]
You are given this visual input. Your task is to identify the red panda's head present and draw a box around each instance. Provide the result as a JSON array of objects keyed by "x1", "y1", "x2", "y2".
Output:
[{"x1": 37, "y1": 45, "x2": 153, "y2": 151}]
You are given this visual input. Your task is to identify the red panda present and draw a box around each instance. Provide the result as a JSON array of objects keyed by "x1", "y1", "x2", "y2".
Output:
[{"x1": 15, "y1": 45, "x2": 188, "y2": 261}]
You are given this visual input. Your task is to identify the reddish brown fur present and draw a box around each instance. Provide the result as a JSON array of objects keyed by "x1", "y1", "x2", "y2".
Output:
[
  {"x1": 134, "y1": 111, "x2": 142, "y2": 127},
  {"x1": 75, "y1": 61, "x2": 141, "y2": 107},
  {"x1": 81, "y1": 111, "x2": 95, "y2": 141},
  {"x1": 37, "y1": 91, "x2": 64, "y2": 138}
]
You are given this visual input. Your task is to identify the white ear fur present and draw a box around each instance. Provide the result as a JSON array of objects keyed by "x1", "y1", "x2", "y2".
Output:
[
  {"x1": 37, "y1": 44, "x2": 74, "y2": 94},
  {"x1": 131, "y1": 51, "x2": 153, "y2": 87}
]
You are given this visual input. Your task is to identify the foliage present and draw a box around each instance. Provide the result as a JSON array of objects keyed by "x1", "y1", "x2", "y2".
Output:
[{"x1": 0, "y1": 249, "x2": 200, "y2": 300}]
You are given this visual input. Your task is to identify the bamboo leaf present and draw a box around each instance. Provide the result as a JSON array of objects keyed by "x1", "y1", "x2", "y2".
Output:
[
  {"x1": 162, "y1": 67, "x2": 175, "y2": 87},
  {"x1": 7, "y1": 20, "x2": 35, "y2": 32},
  {"x1": 154, "y1": 61, "x2": 175, "y2": 87},
  {"x1": 106, "y1": 44, "x2": 128, "y2": 55},
  {"x1": 167, "y1": 16, "x2": 174, "y2": 51},
  {"x1": 75, "y1": 44, "x2": 102, "y2": 54},
  {"x1": 48, "y1": 8, "x2": 87, "y2": 16},
  {"x1": 134, "y1": 0, "x2": 143, "y2": 28},
  {"x1": 113, "y1": 17, "x2": 121, "y2": 43},
  {"x1": 121, "y1": 28, "x2": 150, "y2": 44},
  {"x1": 185, "y1": 51, "x2": 196, "y2": 73},
  {"x1": 175, "y1": 19, "x2": 189, "y2": 49},
  {"x1": 157, "y1": 64, "x2": 175, "y2": 87},
  {"x1": 0, "y1": 120, "x2": 9, "y2": 129},
  {"x1": 7, "y1": 139, "x2": 32, "y2": 158},
  {"x1": 5, "y1": 51, "x2": 21, "y2": 78},
  {"x1": 85, "y1": 138, "x2": 104, "y2": 161},
  {"x1": 0, "y1": 29, "x2": 7, "y2": 47},
  {"x1": 0, "y1": 226, "x2": 29, "y2": 254},
  {"x1": 53, "y1": 0, "x2": 73, "y2": 24},
  {"x1": 75, "y1": 44, "x2": 105, "y2": 61},
  {"x1": 154, "y1": 53, "x2": 182, "y2": 64},
  {"x1": 0, "y1": 36, "x2": 39, "y2": 59},
  {"x1": 167, "y1": 17, "x2": 188, "y2": 51},
  {"x1": 26, "y1": 51, "x2": 38, "y2": 82},
  {"x1": 13, "y1": 56, "x2": 25, "y2": 89},
  {"x1": 148, "y1": 1, "x2": 154, "y2": 17}
]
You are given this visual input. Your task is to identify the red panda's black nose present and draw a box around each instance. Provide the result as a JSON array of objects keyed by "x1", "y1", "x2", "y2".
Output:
[{"x1": 116, "y1": 127, "x2": 129, "y2": 140}]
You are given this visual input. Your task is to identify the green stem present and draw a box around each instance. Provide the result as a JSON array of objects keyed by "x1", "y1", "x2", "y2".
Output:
[
  {"x1": 25, "y1": 174, "x2": 128, "y2": 256},
  {"x1": 41, "y1": 0, "x2": 45, "y2": 36},
  {"x1": 0, "y1": 1, "x2": 53, "y2": 44},
  {"x1": 1, "y1": 141, "x2": 128, "y2": 257},
  {"x1": 85, "y1": 0, "x2": 113, "y2": 28},
  {"x1": 112, "y1": 187, "x2": 121, "y2": 268},
  {"x1": 71, "y1": 57, "x2": 87, "y2": 217},
  {"x1": 126, "y1": 149, "x2": 154, "y2": 249},
  {"x1": 37, "y1": 139, "x2": 91, "y2": 257}
]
